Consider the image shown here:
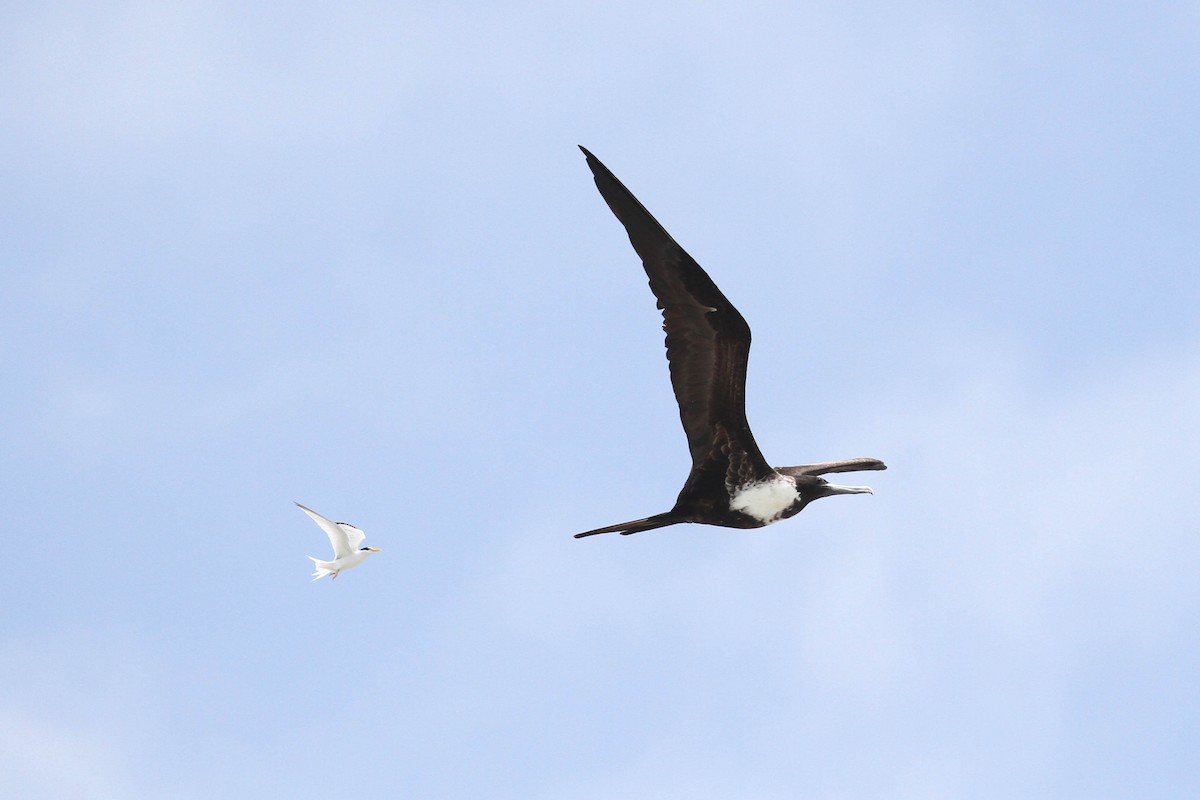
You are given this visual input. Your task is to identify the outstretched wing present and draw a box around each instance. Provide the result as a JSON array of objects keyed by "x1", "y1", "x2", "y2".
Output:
[
  {"x1": 296, "y1": 503, "x2": 365, "y2": 559},
  {"x1": 579, "y1": 147, "x2": 773, "y2": 500},
  {"x1": 335, "y1": 522, "x2": 366, "y2": 552},
  {"x1": 775, "y1": 459, "x2": 888, "y2": 477}
]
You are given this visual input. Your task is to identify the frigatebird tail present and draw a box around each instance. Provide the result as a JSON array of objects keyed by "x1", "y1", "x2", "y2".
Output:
[{"x1": 572, "y1": 511, "x2": 683, "y2": 538}]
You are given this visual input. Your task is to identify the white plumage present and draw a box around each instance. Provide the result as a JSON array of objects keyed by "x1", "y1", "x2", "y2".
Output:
[
  {"x1": 297, "y1": 502, "x2": 380, "y2": 581},
  {"x1": 729, "y1": 476, "x2": 801, "y2": 524}
]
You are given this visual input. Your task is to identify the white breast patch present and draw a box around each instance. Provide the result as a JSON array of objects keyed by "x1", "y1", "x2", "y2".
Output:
[{"x1": 729, "y1": 476, "x2": 799, "y2": 524}]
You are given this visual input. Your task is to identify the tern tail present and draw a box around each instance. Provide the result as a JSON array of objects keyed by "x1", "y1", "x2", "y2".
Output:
[{"x1": 307, "y1": 555, "x2": 334, "y2": 581}]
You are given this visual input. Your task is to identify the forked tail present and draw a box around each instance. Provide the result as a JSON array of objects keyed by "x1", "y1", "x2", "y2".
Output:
[
  {"x1": 573, "y1": 511, "x2": 682, "y2": 539},
  {"x1": 307, "y1": 555, "x2": 333, "y2": 581}
]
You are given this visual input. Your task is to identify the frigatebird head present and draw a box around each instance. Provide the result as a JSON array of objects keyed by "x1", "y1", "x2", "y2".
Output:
[{"x1": 794, "y1": 475, "x2": 874, "y2": 511}]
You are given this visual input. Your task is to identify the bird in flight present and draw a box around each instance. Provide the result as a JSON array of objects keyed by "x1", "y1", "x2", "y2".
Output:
[
  {"x1": 573, "y1": 146, "x2": 885, "y2": 539},
  {"x1": 297, "y1": 503, "x2": 381, "y2": 580}
]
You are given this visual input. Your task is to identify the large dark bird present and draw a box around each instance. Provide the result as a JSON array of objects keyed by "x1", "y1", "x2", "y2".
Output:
[{"x1": 573, "y1": 146, "x2": 885, "y2": 539}]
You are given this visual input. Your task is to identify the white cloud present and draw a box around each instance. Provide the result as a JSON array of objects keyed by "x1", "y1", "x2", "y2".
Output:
[
  {"x1": 0, "y1": 636, "x2": 158, "y2": 800},
  {"x1": 0, "y1": 714, "x2": 130, "y2": 800},
  {"x1": 474, "y1": 331, "x2": 1200, "y2": 797}
]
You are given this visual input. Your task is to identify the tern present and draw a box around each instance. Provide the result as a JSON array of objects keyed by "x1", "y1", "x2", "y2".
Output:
[
  {"x1": 573, "y1": 146, "x2": 885, "y2": 538},
  {"x1": 298, "y1": 502, "x2": 381, "y2": 580}
]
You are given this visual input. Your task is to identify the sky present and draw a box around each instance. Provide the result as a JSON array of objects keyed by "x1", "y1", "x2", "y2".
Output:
[{"x1": 2, "y1": 1, "x2": 1198, "y2": 797}]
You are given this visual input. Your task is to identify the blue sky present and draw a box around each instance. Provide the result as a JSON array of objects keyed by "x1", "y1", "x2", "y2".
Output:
[{"x1": 3, "y1": 2, "x2": 1198, "y2": 797}]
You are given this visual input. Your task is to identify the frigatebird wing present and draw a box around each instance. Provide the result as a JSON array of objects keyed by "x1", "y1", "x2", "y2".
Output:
[
  {"x1": 775, "y1": 458, "x2": 888, "y2": 477},
  {"x1": 579, "y1": 147, "x2": 774, "y2": 502}
]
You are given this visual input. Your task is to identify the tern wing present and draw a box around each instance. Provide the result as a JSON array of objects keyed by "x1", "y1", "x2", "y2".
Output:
[
  {"x1": 336, "y1": 522, "x2": 366, "y2": 552},
  {"x1": 296, "y1": 503, "x2": 363, "y2": 559}
]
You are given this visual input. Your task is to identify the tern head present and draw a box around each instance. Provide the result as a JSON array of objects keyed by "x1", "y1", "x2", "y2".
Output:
[{"x1": 360, "y1": 546, "x2": 382, "y2": 553}]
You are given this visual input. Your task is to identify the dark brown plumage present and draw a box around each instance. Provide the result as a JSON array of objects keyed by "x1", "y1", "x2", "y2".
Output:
[{"x1": 573, "y1": 147, "x2": 884, "y2": 539}]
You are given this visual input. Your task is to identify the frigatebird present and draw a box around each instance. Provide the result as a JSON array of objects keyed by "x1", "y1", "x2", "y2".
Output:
[{"x1": 573, "y1": 146, "x2": 885, "y2": 539}]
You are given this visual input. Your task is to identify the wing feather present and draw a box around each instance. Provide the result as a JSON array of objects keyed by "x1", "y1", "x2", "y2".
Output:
[
  {"x1": 580, "y1": 147, "x2": 773, "y2": 495},
  {"x1": 296, "y1": 503, "x2": 364, "y2": 559}
]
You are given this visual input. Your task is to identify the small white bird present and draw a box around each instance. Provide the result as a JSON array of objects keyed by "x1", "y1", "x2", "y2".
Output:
[{"x1": 297, "y1": 502, "x2": 381, "y2": 581}]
